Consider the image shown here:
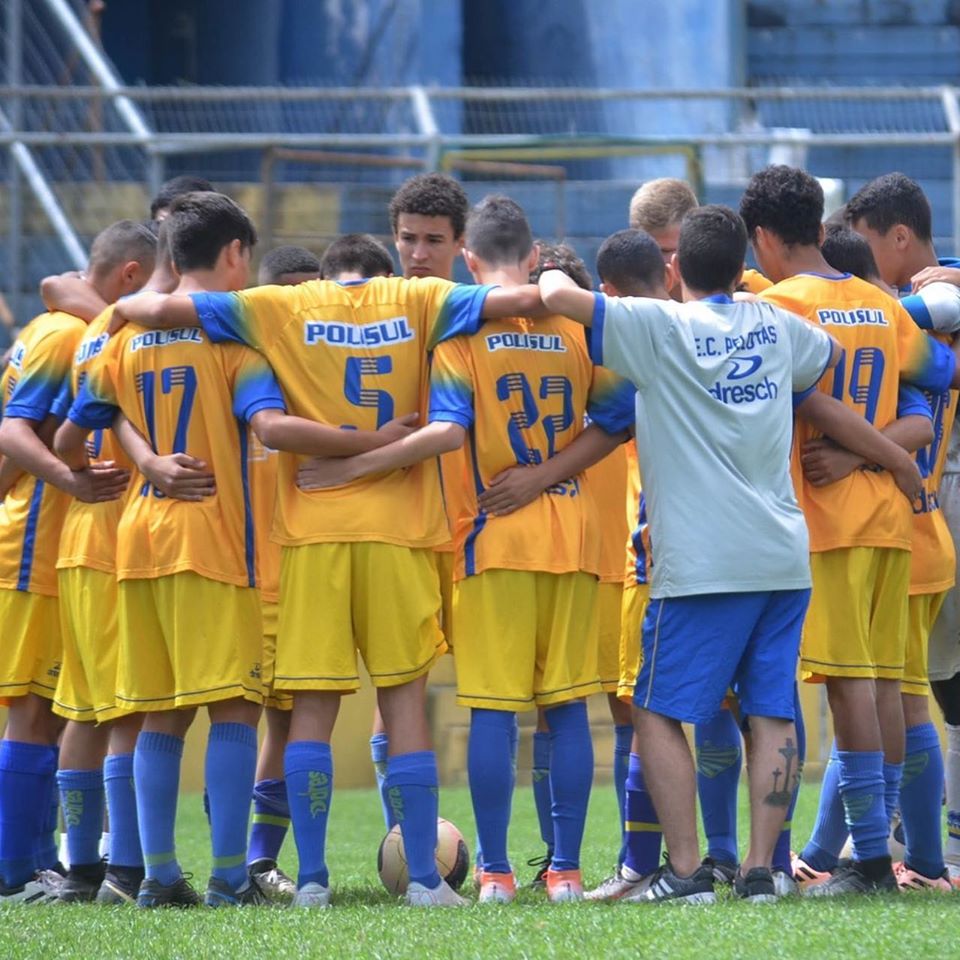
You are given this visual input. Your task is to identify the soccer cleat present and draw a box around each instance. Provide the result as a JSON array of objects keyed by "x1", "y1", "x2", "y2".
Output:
[
  {"x1": 527, "y1": 853, "x2": 551, "y2": 889},
  {"x1": 291, "y1": 882, "x2": 331, "y2": 908},
  {"x1": 948, "y1": 864, "x2": 960, "y2": 891},
  {"x1": 405, "y1": 878, "x2": 467, "y2": 907},
  {"x1": 137, "y1": 874, "x2": 201, "y2": 909},
  {"x1": 248, "y1": 860, "x2": 296, "y2": 903},
  {"x1": 894, "y1": 863, "x2": 953, "y2": 893},
  {"x1": 0, "y1": 879, "x2": 58, "y2": 905},
  {"x1": 545, "y1": 868, "x2": 584, "y2": 903},
  {"x1": 585, "y1": 865, "x2": 651, "y2": 902},
  {"x1": 772, "y1": 867, "x2": 799, "y2": 897},
  {"x1": 733, "y1": 867, "x2": 777, "y2": 903},
  {"x1": 640, "y1": 861, "x2": 716, "y2": 904},
  {"x1": 56, "y1": 870, "x2": 104, "y2": 904},
  {"x1": 790, "y1": 852, "x2": 831, "y2": 890},
  {"x1": 204, "y1": 875, "x2": 269, "y2": 907},
  {"x1": 35, "y1": 868, "x2": 66, "y2": 898},
  {"x1": 478, "y1": 871, "x2": 517, "y2": 904},
  {"x1": 95, "y1": 868, "x2": 144, "y2": 905},
  {"x1": 804, "y1": 859, "x2": 897, "y2": 897},
  {"x1": 701, "y1": 855, "x2": 738, "y2": 886}
]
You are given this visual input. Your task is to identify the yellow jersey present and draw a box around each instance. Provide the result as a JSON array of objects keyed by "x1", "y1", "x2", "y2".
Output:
[
  {"x1": 584, "y1": 442, "x2": 630, "y2": 584},
  {"x1": 55, "y1": 306, "x2": 134, "y2": 574},
  {"x1": 762, "y1": 272, "x2": 955, "y2": 553},
  {"x1": 68, "y1": 323, "x2": 284, "y2": 587},
  {"x1": 191, "y1": 277, "x2": 494, "y2": 549},
  {"x1": 741, "y1": 268, "x2": 773, "y2": 294},
  {"x1": 248, "y1": 430, "x2": 281, "y2": 603},
  {"x1": 429, "y1": 314, "x2": 635, "y2": 579},
  {"x1": 0, "y1": 310, "x2": 87, "y2": 595}
]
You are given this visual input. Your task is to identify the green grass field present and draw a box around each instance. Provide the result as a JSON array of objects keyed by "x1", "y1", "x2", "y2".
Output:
[{"x1": 2, "y1": 783, "x2": 958, "y2": 960}]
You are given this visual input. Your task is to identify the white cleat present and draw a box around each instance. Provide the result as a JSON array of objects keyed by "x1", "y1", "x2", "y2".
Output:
[
  {"x1": 0, "y1": 879, "x2": 58, "y2": 905},
  {"x1": 291, "y1": 881, "x2": 331, "y2": 908},
  {"x1": 585, "y1": 865, "x2": 650, "y2": 902},
  {"x1": 251, "y1": 865, "x2": 297, "y2": 903},
  {"x1": 405, "y1": 878, "x2": 467, "y2": 907},
  {"x1": 772, "y1": 868, "x2": 799, "y2": 897}
]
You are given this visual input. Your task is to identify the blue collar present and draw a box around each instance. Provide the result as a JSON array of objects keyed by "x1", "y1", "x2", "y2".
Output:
[{"x1": 701, "y1": 293, "x2": 734, "y2": 304}]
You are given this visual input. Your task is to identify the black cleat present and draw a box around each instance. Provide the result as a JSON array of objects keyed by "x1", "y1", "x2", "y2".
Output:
[
  {"x1": 204, "y1": 875, "x2": 269, "y2": 907},
  {"x1": 56, "y1": 863, "x2": 106, "y2": 904},
  {"x1": 805, "y1": 857, "x2": 898, "y2": 897},
  {"x1": 734, "y1": 867, "x2": 777, "y2": 903},
  {"x1": 95, "y1": 867, "x2": 145, "y2": 905},
  {"x1": 701, "y1": 856, "x2": 738, "y2": 886},
  {"x1": 137, "y1": 874, "x2": 201, "y2": 909},
  {"x1": 641, "y1": 861, "x2": 716, "y2": 904}
]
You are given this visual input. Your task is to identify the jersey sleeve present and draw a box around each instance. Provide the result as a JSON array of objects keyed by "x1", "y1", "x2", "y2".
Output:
[
  {"x1": 229, "y1": 347, "x2": 287, "y2": 423},
  {"x1": 67, "y1": 345, "x2": 120, "y2": 430},
  {"x1": 50, "y1": 377, "x2": 74, "y2": 420},
  {"x1": 4, "y1": 328, "x2": 78, "y2": 421},
  {"x1": 586, "y1": 366, "x2": 637, "y2": 435},
  {"x1": 192, "y1": 285, "x2": 295, "y2": 352},
  {"x1": 782, "y1": 309, "x2": 834, "y2": 392},
  {"x1": 590, "y1": 293, "x2": 667, "y2": 388},
  {"x1": 901, "y1": 282, "x2": 960, "y2": 334},
  {"x1": 415, "y1": 279, "x2": 497, "y2": 350},
  {"x1": 896, "y1": 384, "x2": 933, "y2": 420},
  {"x1": 428, "y1": 337, "x2": 475, "y2": 429},
  {"x1": 895, "y1": 301, "x2": 956, "y2": 392}
]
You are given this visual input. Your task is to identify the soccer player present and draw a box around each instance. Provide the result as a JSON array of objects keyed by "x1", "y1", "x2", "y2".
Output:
[
  {"x1": 740, "y1": 165, "x2": 960, "y2": 895},
  {"x1": 150, "y1": 174, "x2": 215, "y2": 220},
  {"x1": 112, "y1": 201, "x2": 543, "y2": 909},
  {"x1": 319, "y1": 234, "x2": 393, "y2": 281},
  {"x1": 844, "y1": 174, "x2": 960, "y2": 890},
  {"x1": 539, "y1": 204, "x2": 840, "y2": 903},
  {"x1": 259, "y1": 246, "x2": 321, "y2": 286},
  {"x1": 629, "y1": 178, "x2": 697, "y2": 299},
  {"x1": 0, "y1": 223, "x2": 141, "y2": 903}
]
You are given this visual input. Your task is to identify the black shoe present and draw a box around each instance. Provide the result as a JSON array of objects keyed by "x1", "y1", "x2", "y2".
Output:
[
  {"x1": 642, "y1": 860, "x2": 716, "y2": 904},
  {"x1": 805, "y1": 857, "x2": 898, "y2": 897},
  {"x1": 57, "y1": 863, "x2": 106, "y2": 903},
  {"x1": 734, "y1": 867, "x2": 777, "y2": 903},
  {"x1": 137, "y1": 874, "x2": 201, "y2": 909},
  {"x1": 527, "y1": 853, "x2": 551, "y2": 889},
  {"x1": 204, "y1": 874, "x2": 269, "y2": 907},
  {"x1": 702, "y1": 855, "x2": 738, "y2": 886},
  {"x1": 95, "y1": 867, "x2": 145, "y2": 905}
]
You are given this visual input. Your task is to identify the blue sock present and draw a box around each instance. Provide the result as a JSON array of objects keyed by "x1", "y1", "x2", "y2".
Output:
[
  {"x1": 838, "y1": 749, "x2": 889, "y2": 862},
  {"x1": 205, "y1": 723, "x2": 257, "y2": 891},
  {"x1": 34, "y1": 746, "x2": 60, "y2": 872},
  {"x1": 801, "y1": 740, "x2": 847, "y2": 871},
  {"x1": 285, "y1": 741, "x2": 332, "y2": 888},
  {"x1": 134, "y1": 731, "x2": 184, "y2": 886},
  {"x1": 468, "y1": 709, "x2": 515, "y2": 875},
  {"x1": 695, "y1": 707, "x2": 742, "y2": 864},
  {"x1": 103, "y1": 753, "x2": 142, "y2": 868},
  {"x1": 385, "y1": 751, "x2": 441, "y2": 889},
  {"x1": 0, "y1": 741, "x2": 57, "y2": 887},
  {"x1": 622, "y1": 752, "x2": 661, "y2": 876},
  {"x1": 57, "y1": 768, "x2": 105, "y2": 868},
  {"x1": 613, "y1": 725, "x2": 632, "y2": 866},
  {"x1": 248, "y1": 778, "x2": 289, "y2": 866},
  {"x1": 531, "y1": 731, "x2": 553, "y2": 853},
  {"x1": 900, "y1": 723, "x2": 945, "y2": 878},
  {"x1": 545, "y1": 701, "x2": 593, "y2": 872},
  {"x1": 773, "y1": 684, "x2": 805, "y2": 873},
  {"x1": 883, "y1": 760, "x2": 904, "y2": 829},
  {"x1": 370, "y1": 733, "x2": 395, "y2": 831}
]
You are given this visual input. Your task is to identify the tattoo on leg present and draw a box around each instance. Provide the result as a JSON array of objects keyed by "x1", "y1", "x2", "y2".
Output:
[{"x1": 764, "y1": 738, "x2": 798, "y2": 807}]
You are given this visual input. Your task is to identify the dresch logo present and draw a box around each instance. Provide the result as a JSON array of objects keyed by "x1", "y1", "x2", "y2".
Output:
[{"x1": 709, "y1": 354, "x2": 778, "y2": 404}]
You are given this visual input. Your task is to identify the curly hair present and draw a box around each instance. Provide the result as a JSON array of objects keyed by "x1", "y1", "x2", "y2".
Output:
[
  {"x1": 530, "y1": 240, "x2": 592, "y2": 291},
  {"x1": 845, "y1": 173, "x2": 932, "y2": 242},
  {"x1": 388, "y1": 173, "x2": 469, "y2": 238},
  {"x1": 820, "y1": 227, "x2": 880, "y2": 282},
  {"x1": 739, "y1": 165, "x2": 823, "y2": 247}
]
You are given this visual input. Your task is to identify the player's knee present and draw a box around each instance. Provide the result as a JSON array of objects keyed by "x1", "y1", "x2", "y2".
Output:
[
  {"x1": 5, "y1": 693, "x2": 59, "y2": 744},
  {"x1": 901, "y1": 692, "x2": 931, "y2": 727},
  {"x1": 932, "y1": 672, "x2": 960, "y2": 725}
]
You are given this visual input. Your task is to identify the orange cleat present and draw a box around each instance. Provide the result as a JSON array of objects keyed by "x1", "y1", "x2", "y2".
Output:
[
  {"x1": 478, "y1": 871, "x2": 517, "y2": 904},
  {"x1": 790, "y1": 852, "x2": 831, "y2": 890},
  {"x1": 894, "y1": 862, "x2": 954, "y2": 893},
  {"x1": 545, "y1": 867, "x2": 584, "y2": 903}
]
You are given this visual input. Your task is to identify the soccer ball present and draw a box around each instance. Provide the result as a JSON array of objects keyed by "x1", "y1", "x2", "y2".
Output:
[{"x1": 377, "y1": 817, "x2": 469, "y2": 895}]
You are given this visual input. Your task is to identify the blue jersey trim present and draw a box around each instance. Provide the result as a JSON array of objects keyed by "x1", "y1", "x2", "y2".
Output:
[
  {"x1": 191, "y1": 292, "x2": 247, "y2": 346},
  {"x1": 589, "y1": 293, "x2": 606, "y2": 365},
  {"x1": 236, "y1": 424, "x2": 256, "y2": 588},
  {"x1": 463, "y1": 425, "x2": 487, "y2": 577},
  {"x1": 702, "y1": 293, "x2": 734, "y2": 304},
  {"x1": 239, "y1": 397, "x2": 285, "y2": 423},
  {"x1": 632, "y1": 492, "x2": 648, "y2": 585},
  {"x1": 429, "y1": 409, "x2": 473, "y2": 430},
  {"x1": 798, "y1": 272, "x2": 852, "y2": 281},
  {"x1": 17, "y1": 480, "x2": 45, "y2": 591},
  {"x1": 901, "y1": 294, "x2": 934, "y2": 330}
]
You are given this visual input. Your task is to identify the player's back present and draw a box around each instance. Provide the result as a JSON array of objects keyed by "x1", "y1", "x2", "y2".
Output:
[
  {"x1": 584, "y1": 441, "x2": 630, "y2": 584},
  {"x1": 763, "y1": 272, "x2": 942, "y2": 552},
  {"x1": 0, "y1": 310, "x2": 87, "y2": 595},
  {"x1": 79, "y1": 322, "x2": 275, "y2": 588},
  {"x1": 431, "y1": 314, "x2": 631, "y2": 578}
]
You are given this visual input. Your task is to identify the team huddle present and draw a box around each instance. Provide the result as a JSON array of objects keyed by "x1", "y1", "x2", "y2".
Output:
[{"x1": 0, "y1": 163, "x2": 959, "y2": 910}]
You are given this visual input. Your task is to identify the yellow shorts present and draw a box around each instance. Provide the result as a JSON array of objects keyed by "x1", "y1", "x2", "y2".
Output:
[
  {"x1": 801, "y1": 547, "x2": 910, "y2": 682},
  {"x1": 275, "y1": 542, "x2": 444, "y2": 692},
  {"x1": 116, "y1": 572, "x2": 264, "y2": 712},
  {"x1": 53, "y1": 567, "x2": 121, "y2": 722},
  {"x1": 261, "y1": 599, "x2": 292, "y2": 712},
  {"x1": 903, "y1": 591, "x2": 947, "y2": 697},
  {"x1": 597, "y1": 581, "x2": 624, "y2": 693},
  {"x1": 453, "y1": 569, "x2": 600, "y2": 711},
  {"x1": 617, "y1": 581, "x2": 650, "y2": 702},
  {"x1": 434, "y1": 549, "x2": 455, "y2": 649},
  {"x1": 0, "y1": 587, "x2": 61, "y2": 701}
]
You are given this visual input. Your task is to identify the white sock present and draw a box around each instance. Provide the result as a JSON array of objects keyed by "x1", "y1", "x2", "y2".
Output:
[{"x1": 946, "y1": 724, "x2": 960, "y2": 867}]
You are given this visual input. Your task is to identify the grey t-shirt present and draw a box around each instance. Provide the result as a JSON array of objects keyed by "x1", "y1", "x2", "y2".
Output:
[{"x1": 593, "y1": 293, "x2": 832, "y2": 598}]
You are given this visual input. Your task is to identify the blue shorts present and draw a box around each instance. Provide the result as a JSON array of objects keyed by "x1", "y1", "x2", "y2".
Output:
[{"x1": 633, "y1": 589, "x2": 810, "y2": 724}]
